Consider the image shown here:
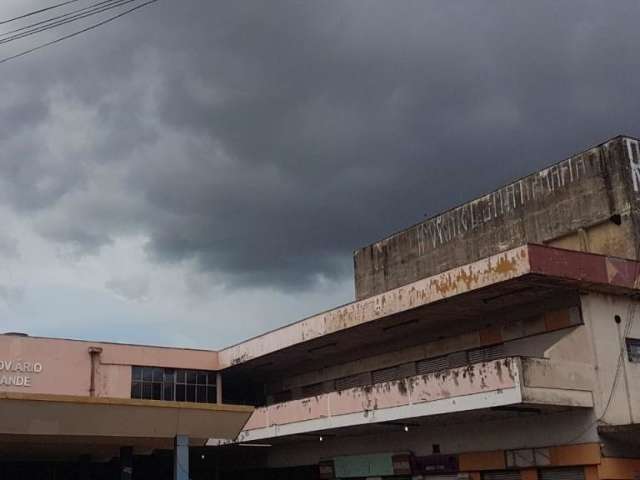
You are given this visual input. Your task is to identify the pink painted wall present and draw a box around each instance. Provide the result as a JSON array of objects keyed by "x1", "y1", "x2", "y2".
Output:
[
  {"x1": 0, "y1": 335, "x2": 219, "y2": 398},
  {"x1": 243, "y1": 358, "x2": 518, "y2": 430}
]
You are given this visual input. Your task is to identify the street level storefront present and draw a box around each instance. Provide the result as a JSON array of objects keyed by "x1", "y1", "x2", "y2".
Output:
[{"x1": 0, "y1": 335, "x2": 253, "y2": 480}]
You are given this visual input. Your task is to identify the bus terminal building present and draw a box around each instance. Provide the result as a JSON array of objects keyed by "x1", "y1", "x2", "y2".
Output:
[{"x1": 1, "y1": 135, "x2": 640, "y2": 480}]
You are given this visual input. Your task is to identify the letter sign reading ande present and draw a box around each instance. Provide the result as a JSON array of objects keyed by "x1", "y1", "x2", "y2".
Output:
[{"x1": 0, "y1": 360, "x2": 43, "y2": 387}]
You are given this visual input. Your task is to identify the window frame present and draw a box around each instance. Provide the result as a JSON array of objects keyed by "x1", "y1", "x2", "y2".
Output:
[
  {"x1": 131, "y1": 366, "x2": 217, "y2": 403},
  {"x1": 627, "y1": 337, "x2": 640, "y2": 363}
]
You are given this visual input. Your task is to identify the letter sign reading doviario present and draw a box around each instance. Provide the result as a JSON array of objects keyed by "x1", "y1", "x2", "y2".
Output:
[{"x1": 0, "y1": 360, "x2": 44, "y2": 387}]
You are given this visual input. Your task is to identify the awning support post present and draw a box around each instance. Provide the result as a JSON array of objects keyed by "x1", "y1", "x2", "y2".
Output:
[
  {"x1": 174, "y1": 435, "x2": 189, "y2": 480},
  {"x1": 119, "y1": 446, "x2": 133, "y2": 480}
]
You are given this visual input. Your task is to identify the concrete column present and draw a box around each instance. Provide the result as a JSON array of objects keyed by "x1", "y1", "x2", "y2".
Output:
[
  {"x1": 119, "y1": 446, "x2": 133, "y2": 480},
  {"x1": 216, "y1": 372, "x2": 222, "y2": 404},
  {"x1": 174, "y1": 435, "x2": 189, "y2": 480}
]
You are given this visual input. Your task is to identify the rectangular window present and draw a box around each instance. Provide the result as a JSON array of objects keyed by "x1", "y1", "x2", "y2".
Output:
[
  {"x1": 130, "y1": 366, "x2": 217, "y2": 403},
  {"x1": 627, "y1": 338, "x2": 640, "y2": 363}
]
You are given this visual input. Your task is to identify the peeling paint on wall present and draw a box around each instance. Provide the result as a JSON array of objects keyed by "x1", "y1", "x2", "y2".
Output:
[
  {"x1": 243, "y1": 358, "x2": 519, "y2": 431},
  {"x1": 219, "y1": 247, "x2": 531, "y2": 367}
]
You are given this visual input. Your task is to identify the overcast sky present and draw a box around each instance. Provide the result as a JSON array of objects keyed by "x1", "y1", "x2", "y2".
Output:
[{"x1": 0, "y1": 1, "x2": 639, "y2": 349}]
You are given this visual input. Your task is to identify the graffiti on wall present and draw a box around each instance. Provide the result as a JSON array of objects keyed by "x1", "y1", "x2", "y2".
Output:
[
  {"x1": 415, "y1": 151, "x2": 602, "y2": 256},
  {"x1": 626, "y1": 138, "x2": 640, "y2": 193}
]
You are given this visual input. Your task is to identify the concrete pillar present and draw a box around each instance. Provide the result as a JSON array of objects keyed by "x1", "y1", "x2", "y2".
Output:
[
  {"x1": 216, "y1": 372, "x2": 222, "y2": 404},
  {"x1": 119, "y1": 446, "x2": 133, "y2": 480},
  {"x1": 174, "y1": 435, "x2": 189, "y2": 480}
]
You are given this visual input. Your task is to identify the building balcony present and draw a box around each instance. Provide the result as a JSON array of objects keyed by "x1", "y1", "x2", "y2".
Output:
[{"x1": 232, "y1": 356, "x2": 594, "y2": 443}]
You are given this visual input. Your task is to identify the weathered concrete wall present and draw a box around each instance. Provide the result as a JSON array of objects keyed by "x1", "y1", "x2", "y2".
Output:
[
  {"x1": 580, "y1": 293, "x2": 640, "y2": 425},
  {"x1": 238, "y1": 357, "x2": 593, "y2": 444},
  {"x1": 241, "y1": 358, "x2": 520, "y2": 434},
  {"x1": 219, "y1": 246, "x2": 533, "y2": 367},
  {"x1": 265, "y1": 306, "x2": 581, "y2": 400},
  {"x1": 354, "y1": 135, "x2": 640, "y2": 299}
]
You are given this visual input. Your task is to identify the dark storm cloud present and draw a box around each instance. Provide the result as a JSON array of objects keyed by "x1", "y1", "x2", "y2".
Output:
[{"x1": 1, "y1": 0, "x2": 640, "y2": 289}]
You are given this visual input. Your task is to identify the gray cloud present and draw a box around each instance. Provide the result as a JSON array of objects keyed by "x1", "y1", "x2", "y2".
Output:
[
  {"x1": 105, "y1": 275, "x2": 150, "y2": 302},
  {"x1": 1, "y1": 0, "x2": 639, "y2": 291},
  {"x1": 0, "y1": 233, "x2": 19, "y2": 258},
  {"x1": 0, "y1": 284, "x2": 24, "y2": 305}
]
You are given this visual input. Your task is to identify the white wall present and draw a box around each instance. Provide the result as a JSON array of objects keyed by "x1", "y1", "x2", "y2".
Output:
[{"x1": 580, "y1": 292, "x2": 640, "y2": 425}]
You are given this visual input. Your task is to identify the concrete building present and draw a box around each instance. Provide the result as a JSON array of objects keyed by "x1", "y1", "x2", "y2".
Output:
[{"x1": 1, "y1": 135, "x2": 640, "y2": 480}]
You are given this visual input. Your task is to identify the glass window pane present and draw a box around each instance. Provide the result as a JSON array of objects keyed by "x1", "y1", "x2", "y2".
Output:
[
  {"x1": 163, "y1": 383, "x2": 175, "y2": 401},
  {"x1": 132, "y1": 367, "x2": 143, "y2": 381},
  {"x1": 152, "y1": 383, "x2": 162, "y2": 400},
  {"x1": 131, "y1": 382, "x2": 142, "y2": 399},
  {"x1": 207, "y1": 372, "x2": 217, "y2": 385},
  {"x1": 176, "y1": 384, "x2": 185, "y2": 401},
  {"x1": 196, "y1": 385, "x2": 207, "y2": 403},
  {"x1": 142, "y1": 383, "x2": 152, "y2": 399},
  {"x1": 186, "y1": 385, "x2": 196, "y2": 402},
  {"x1": 152, "y1": 368, "x2": 164, "y2": 382},
  {"x1": 206, "y1": 386, "x2": 216, "y2": 403},
  {"x1": 175, "y1": 370, "x2": 186, "y2": 383},
  {"x1": 627, "y1": 338, "x2": 640, "y2": 362},
  {"x1": 164, "y1": 369, "x2": 175, "y2": 383},
  {"x1": 142, "y1": 368, "x2": 153, "y2": 382},
  {"x1": 197, "y1": 372, "x2": 207, "y2": 385},
  {"x1": 187, "y1": 371, "x2": 197, "y2": 384}
]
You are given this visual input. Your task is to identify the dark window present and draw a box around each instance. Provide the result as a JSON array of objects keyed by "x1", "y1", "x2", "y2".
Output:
[
  {"x1": 176, "y1": 384, "x2": 185, "y2": 401},
  {"x1": 131, "y1": 381, "x2": 142, "y2": 398},
  {"x1": 130, "y1": 366, "x2": 217, "y2": 403},
  {"x1": 186, "y1": 385, "x2": 196, "y2": 402},
  {"x1": 627, "y1": 338, "x2": 640, "y2": 363}
]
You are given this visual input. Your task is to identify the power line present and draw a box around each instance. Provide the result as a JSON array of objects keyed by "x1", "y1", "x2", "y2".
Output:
[
  {"x1": 1, "y1": 0, "x2": 125, "y2": 38},
  {"x1": 0, "y1": 0, "x2": 84, "y2": 26},
  {"x1": 0, "y1": 0, "x2": 158, "y2": 65},
  {"x1": 0, "y1": 0, "x2": 140, "y2": 47}
]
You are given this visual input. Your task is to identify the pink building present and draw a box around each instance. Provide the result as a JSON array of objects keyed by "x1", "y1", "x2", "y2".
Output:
[{"x1": 1, "y1": 136, "x2": 640, "y2": 480}]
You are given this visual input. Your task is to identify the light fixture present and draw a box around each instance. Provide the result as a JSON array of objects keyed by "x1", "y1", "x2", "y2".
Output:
[
  {"x1": 404, "y1": 425, "x2": 409, "y2": 432},
  {"x1": 201, "y1": 454, "x2": 205, "y2": 460},
  {"x1": 319, "y1": 436, "x2": 324, "y2": 442}
]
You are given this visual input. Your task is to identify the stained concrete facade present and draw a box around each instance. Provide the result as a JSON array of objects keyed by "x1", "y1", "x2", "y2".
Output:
[
  {"x1": 3, "y1": 136, "x2": 640, "y2": 480},
  {"x1": 354, "y1": 135, "x2": 640, "y2": 300}
]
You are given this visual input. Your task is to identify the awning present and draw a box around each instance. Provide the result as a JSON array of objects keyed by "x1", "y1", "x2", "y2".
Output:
[{"x1": 0, "y1": 392, "x2": 253, "y2": 452}]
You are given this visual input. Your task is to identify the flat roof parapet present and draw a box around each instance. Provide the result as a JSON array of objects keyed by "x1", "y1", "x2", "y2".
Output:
[{"x1": 353, "y1": 135, "x2": 640, "y2": 300}]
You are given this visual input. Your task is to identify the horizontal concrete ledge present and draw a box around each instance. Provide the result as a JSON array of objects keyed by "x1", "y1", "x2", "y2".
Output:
[
  {"x1": 0, "y1": 392, "x2": 254, "y2": 414},
  {"x1": 521, "y1": 387, "x2": 594, "y2": 408},
  {"x1": 219, "y1": 244, "x2": 640, "y2": 368},
  {"x1": 220, "y1": 356, "x2": 595, "y2": 444},
  {"x1": 0, "y1": 393, "x2": 254, "y2": 442},
  {"x1": 230, "y1": 388, "x2": 523, "y2": 443}
]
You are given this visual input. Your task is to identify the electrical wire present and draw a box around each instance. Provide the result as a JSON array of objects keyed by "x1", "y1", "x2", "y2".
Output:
[
  {"x1": 0, "y1": 0, "x2": 84, "y2": 25},
  {"x1": 1, "y1": 0, "x2": 126, "y2": 38},
  {"x1": 0, "y1": 0, "x2": 140, "y2": 47},
  {"x1": 0, "y1": 0, "x2": 158, "y2": 65}
]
